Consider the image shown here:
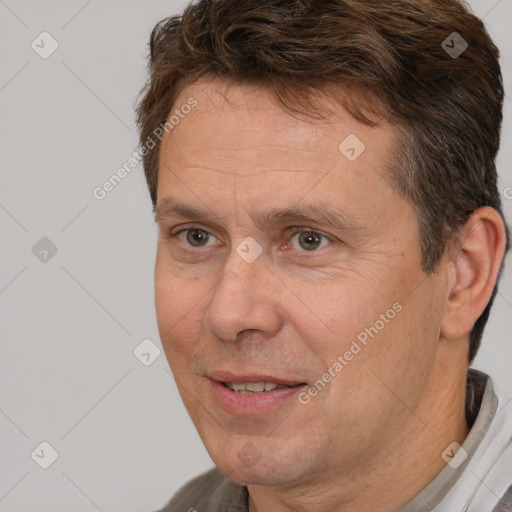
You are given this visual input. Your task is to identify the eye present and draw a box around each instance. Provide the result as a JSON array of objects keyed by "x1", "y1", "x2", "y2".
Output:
[
  {"x1": 176, "y1": 228, "x2": 219, "y2": 248},
  {"x1": 289, "y1": 229, "x2": 330, "y2": 251}
]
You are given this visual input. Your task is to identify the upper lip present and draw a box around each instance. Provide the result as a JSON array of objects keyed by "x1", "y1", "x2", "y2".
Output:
[{"x1": 208, "y1": 370, "x2": 306, "y2": 387}]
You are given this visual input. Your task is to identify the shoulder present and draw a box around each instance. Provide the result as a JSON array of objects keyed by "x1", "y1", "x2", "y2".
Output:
[{"x1": 155, "y1": 467, "x2": 246, "y2": 512}]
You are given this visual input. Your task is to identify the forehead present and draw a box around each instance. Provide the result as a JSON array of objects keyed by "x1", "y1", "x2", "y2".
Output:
[
  {"x1": 162, "y1": 79, "x2": 395, "y2": 176},
  {"x1": 155, "y1": 79, "x2": 421, "y2": 257},
  {"x1": 155, "y1": 79, "x2": 409, "y2": 240}
]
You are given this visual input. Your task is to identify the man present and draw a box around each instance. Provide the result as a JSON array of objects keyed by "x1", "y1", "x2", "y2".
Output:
[{"x1": 136, "y1": 0, "x2": 511, "y2": 510}]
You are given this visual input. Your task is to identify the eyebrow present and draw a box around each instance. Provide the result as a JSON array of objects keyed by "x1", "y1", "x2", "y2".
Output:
[{"x1": 154, "y1": 197, "x2": 363, "y2": 233}]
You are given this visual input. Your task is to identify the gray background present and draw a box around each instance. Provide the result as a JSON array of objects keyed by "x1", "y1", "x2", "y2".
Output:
[{"x1": 0, "y1": 1, "x2": 510, "y2": 511}]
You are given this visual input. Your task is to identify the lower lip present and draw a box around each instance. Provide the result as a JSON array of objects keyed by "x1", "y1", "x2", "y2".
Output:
[{"x1": 210, "y1": 380, "x2": 306, "y2": 415}]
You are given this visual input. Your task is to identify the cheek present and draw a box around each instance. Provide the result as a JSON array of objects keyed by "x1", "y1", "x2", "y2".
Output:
[
  {"x1": 289, "y1": 267, "x2": 429, "y2": 389},
  {"x1": 281, "y1": 280, "x2": 378, "y2": 377},
  {"x1": 155, "y1": 290, "x2": 205, "y2": 392},
  {"x1": 287, "y1": 276, "x2": 389, "y2": 349},
  {"x1": 359, "y1": 279, "x2": 444, "y2": 388},
  {"x1": 154, "y1": 255, "x2": 205, "y2": 353}
]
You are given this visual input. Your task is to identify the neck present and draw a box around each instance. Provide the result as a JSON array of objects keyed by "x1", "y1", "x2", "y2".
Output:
[{"x1": 248, "y1": 361, "x2": 470, "y2": 512}]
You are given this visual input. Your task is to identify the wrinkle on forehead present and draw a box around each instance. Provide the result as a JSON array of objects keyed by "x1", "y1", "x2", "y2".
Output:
[{"x1": 159, "y1": 78, "x2": 399, "y2": 229}]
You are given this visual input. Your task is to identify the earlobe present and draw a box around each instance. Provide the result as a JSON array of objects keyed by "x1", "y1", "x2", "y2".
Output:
[{"x1": 441, "y1": 207, "x2": 507, "y2": 341}]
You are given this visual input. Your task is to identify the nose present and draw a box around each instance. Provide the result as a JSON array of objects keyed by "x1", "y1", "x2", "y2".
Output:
[{"x1": 202, "y1": 250, "x2": 283, "y2": 343}]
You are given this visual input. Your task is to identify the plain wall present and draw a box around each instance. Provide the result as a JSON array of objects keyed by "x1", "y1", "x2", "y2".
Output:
[{"x1": 0, "y1": 1, "x2": 510, "y2": 510}]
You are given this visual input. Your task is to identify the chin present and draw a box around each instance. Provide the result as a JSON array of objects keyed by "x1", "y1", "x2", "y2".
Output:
[
  {"x1": 210, "y1": 444, "x2": 304, "y2": 488},
  {"x1": 198, "y1": 425, "x2": 315, "y2": 486},
  {"x1": 217, "y1": 460, "x2": 286, "y2": 487}
]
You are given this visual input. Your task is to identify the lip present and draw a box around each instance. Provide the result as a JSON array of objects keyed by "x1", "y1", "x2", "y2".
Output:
[
  {"x1": 209, "y1": 370, "x2": 305, "y2": 387},
  {"x1": 208, "y1": 370, "x2": 308, "y2": 416}
]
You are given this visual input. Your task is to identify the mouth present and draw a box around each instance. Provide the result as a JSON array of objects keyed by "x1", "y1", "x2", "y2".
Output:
[
  {"x1": 222, "y1": 381, "x2": 296, "y2": 394},
  {"x1": 208, "y1": 371, "x2": 308, "y2": 415}
]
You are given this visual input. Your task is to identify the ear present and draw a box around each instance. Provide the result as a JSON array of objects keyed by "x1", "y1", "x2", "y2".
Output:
[{"x1": 441, "y1": 207, "x2": 508, "y2": 340}]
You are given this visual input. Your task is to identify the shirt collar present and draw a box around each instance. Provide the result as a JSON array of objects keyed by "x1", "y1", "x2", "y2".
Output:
[{"x1": 398, "y1": 369, "x2": 498, "y2": 512}]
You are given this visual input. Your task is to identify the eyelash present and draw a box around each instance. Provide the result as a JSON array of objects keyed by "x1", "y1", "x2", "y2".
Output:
[{"x1": 167, "y1": 226, "x2": 332, "y2": 252}]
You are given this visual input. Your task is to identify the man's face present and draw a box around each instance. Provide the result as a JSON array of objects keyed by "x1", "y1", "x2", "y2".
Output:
[{"x1": 154, "y1": 80, "x2": 448, "y2": 487}]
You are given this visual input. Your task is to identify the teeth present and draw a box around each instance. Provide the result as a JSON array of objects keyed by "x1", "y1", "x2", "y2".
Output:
[
  {"x1": 245, "y1": 382, "x2": 265, "y2": 392},
  {"x1": 225, "y1": 381, "x2": 283, "y2": 393}
]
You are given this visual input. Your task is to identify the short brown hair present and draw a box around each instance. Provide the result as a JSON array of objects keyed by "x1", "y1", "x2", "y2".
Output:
[{"x1": 136, "y1": 0, "x2": 509, "y2": 362}]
